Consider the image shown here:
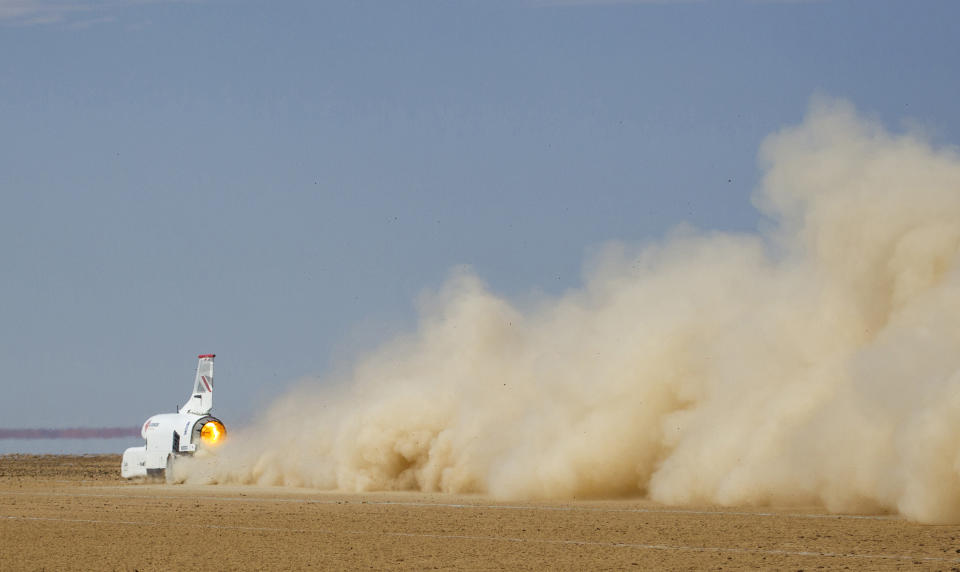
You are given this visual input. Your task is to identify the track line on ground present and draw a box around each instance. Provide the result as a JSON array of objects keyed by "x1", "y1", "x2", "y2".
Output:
[
  {"x1": 0, "y1": 490, "x2": 899, "y2": 521},
  {"x1": 0, "y1": 513, "x2": 950, "y2": 564}
]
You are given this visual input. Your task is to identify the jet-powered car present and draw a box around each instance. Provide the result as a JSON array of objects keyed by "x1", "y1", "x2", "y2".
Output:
[{"x1": 121, "y1": 354, "x2": 226, "y2": 481}]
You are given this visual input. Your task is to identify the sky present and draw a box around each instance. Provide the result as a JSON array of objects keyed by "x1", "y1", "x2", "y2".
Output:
[{"x1": 1, "y1": 0, "x2": 959, "y2": 452}]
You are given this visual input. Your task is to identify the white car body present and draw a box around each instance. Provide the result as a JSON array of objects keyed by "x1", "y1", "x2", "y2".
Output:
[{"x1": 121, "y1": 354, "x2": 226, "y2": 480}]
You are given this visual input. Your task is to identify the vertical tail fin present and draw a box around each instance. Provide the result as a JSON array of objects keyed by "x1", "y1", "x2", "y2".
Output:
[{"x1": 179, "y1": 354, "x2": 215, "y2": 415}]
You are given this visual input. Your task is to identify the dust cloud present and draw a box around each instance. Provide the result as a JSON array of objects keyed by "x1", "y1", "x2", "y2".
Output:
[{"x1": 183, "y1": 98, "x2": 960, "y2": 523}]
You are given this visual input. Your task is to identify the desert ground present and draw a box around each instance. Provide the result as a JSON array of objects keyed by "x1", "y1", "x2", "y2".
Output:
[{"x1": 2, "y1": 455, "x2": 960, "y2": 570}]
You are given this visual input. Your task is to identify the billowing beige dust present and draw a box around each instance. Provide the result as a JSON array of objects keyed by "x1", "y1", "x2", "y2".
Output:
[{"x1": 183, "y1": 98, "x2": 960, "y2": 523}]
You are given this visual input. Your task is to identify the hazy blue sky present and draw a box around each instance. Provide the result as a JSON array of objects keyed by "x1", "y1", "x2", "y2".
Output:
[{"x1": 1, "y1": 0, "x2": 958, "y2": 450}]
